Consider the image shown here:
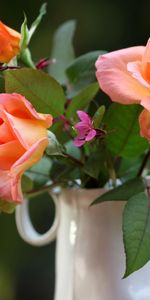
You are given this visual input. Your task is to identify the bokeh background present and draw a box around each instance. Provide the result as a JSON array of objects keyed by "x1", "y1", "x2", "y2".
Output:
[{"x1": 1, "y1": 0, "x2": 150, "y2": 299}]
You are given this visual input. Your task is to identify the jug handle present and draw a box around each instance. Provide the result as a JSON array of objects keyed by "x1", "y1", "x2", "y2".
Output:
[{"x1": 15, "y1": 191, "x2": 60, "y2": 247}]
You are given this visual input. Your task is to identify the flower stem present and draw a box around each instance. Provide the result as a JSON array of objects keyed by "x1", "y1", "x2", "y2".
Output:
[
  {"x1": 25, "y1": 182, "x2": 58, "y2": 197},
  {"x1": 106, "y1": 153, "x2": 116, "y2": 185},
  {"x1": 137, "y1": 149, "x2": 150, "y2": 177},
  {"x1": 62, "y1": 152, "x2": 84, "y2": 167}
]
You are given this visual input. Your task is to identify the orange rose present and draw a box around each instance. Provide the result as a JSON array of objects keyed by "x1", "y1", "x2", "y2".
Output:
[
  {"x1": 0, "y1": 21, "x2": 21, "y2": 63},
  {"x1": 0, "y1": 93, "x2": 53, "y2": 204}
]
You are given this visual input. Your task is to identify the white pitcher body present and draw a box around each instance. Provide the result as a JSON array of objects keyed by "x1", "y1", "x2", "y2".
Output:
[{"x1": 16, "y1": 188, "x2": 150, "y2": 300}]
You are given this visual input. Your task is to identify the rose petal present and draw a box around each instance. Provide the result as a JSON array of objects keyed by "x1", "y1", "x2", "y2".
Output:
[
  {"x1": 127, "y1": 61, "x2": 150, "y2": 89},
  {"x1": 142, "y1": 38, "x2": 150, "y2": 81},
  {"x1": 139, "y1": 109, "x2": 150, "y2": 141},
  {"x1": 0, "y1": 93, "x2": 53, "y2": 127},
  {"x1": 4, "y1": 23, "x2": 21, "y2": 40},
  {"x1": 0, "y1": 170, "x2": 19, "y2": 202},
  {"x1": 37, "y1": 112, "x2": 53, "y2": 127},
  {"x1": 140, "y1": 96, "x2": 150, "y2": 111},
  {"x1": 0, "y1": 110, "x2": 49, "y2": 149},
  {"x1": 0, "y1": 121, "x2": 14, "y2": 143},
  {"x1": 0, "y1": 21, "x2": 21, "y2": 63},
  {"x1": 0, "y1": 140, "x2": 24, "y2": 170},
  {"x1": 0, "y1": 138, "x2": 48, "y2": 204},
  {"x1": 96, "y1": 46, "x2": 150, "y2": 104},
  {"x1": 12, "y1": 138, "x2": 48, "y2": 176},
  {"x1": 11, "y1": 138, "x2": 48, "y2": 203}
]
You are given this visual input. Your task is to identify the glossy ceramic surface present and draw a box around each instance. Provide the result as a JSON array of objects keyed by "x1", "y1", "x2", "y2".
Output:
[{"x1": 16, "y1": 188, "x2": 150, "y2": 300}]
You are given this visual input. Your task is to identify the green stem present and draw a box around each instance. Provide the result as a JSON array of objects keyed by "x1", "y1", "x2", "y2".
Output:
[
  {"x1": 25, "y1": 182, "x2": 58, "y2": 198},
  {"x1": 63, "y1": 152, "x2": 84, "y2": 167},
  {"x1": 106, "y1": 153, "x2": 116, "y2": 185},
  {"x1": 137, "y1": 149, "x2": 150, "y2": 177}
]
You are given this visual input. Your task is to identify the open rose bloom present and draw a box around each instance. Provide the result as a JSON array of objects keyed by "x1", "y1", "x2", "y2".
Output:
[
  {"x1": 0, "y1": 21, "x2": 21, "y2": 63},
  {"x1": 95, "y1": 38, "x2": 150, "y2": 141},
  {"x1": 0, "y1": 93, "x2": 52, "y2": 204}
]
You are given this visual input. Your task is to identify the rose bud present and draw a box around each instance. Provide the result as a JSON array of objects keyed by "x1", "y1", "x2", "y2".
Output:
[{"x1": 0, "y1": 21, "x2": 21, "y2": 63}]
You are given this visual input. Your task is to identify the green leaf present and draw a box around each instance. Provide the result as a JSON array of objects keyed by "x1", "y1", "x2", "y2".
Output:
[
  {"x1": 66, "y1": 82, "x2": 99, "y2": 118},
  {"x1": 65, "y1": 140, "x2": 81, "y2": 159},
  {"x1": 46, "y1": 131, "x2": 65, "y2": 156},
  {"x1": 83, "y1": 151, "x2": 105, "y2": 179},
  {"x1": 21, "y1": 174, "x2": 33, "y2": 192},
  {"x1": 123, "y1": 192, "x2": 150, "y2": 277},
  {"x1": 50, "y1": 158, "x2": 76, "y2": 182},
  {"x1": 118, "y1": 156, "x2": 143, "y2": 180},
  {"x1": 28, "y1": 3, "x2": 47, "y2": 43},
  {"x1": 66, "y1": 50, "x2": 105, "y2": 97},
  {"x1": 49, "y1": 20, "x2": 76, "y2": 84},
  {"x1": 5, "y1": 68, "x2": 65, "y2": 116},
  {"x1": 25, "y1": 156, "x2": 52, "y2": 188},
  {"x1": 93, "y1": 105, "x2": 105, "y2": 128},
  {"x1": 51, "y1": 121, "x2": 70, "y2": 144},
  {"x1": 20, "y1": 3, "x2": 47, "y2": 51},
  {"x1": 92, "y1": 177, "x2": 145, "y2": 205},
  {"x1": 0, "y1": 200, "x2": 16, "y2": 214},
  {"x1": 20, "y1": 15, "x2": 29, "y2": 51},
  {"x1": 0, "y1": 77, "x2": 5, "y2": 92},
  {"x1": 20, "y1": 48, "x2": 35, "y2": 68},
  {"x1": 105, "y1": 104, "x2": 149, "y2": 158}
]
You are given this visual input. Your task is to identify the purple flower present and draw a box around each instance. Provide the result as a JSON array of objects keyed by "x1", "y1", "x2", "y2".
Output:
[{"x1": 73, "y1": 111, "x2": 97, "y2": 147}]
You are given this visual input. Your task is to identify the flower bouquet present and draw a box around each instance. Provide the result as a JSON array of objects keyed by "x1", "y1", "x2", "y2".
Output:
[{"x1": 1, "y1": 3, "x2": 150, "y2": 280}]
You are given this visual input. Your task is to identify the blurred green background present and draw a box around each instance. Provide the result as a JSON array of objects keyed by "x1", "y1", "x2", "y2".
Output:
[{"x1": 1, "y1": 0, "x2": 150, "y2": 299}]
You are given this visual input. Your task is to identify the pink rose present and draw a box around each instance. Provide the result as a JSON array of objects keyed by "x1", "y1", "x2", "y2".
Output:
[
  {"x1": 0, "y1": 93, "x2": 52, "y2": 204},
  {"x1": 95, "y1": 39, "x2": 150, "y2": 141}
]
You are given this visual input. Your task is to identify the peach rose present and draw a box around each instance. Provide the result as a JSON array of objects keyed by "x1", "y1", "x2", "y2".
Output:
[
  {"x1": 95, "y1": 39, "x2": 150, "y2": 141},
  {"x1": 0, "y1": 21, "x2": 21, "y2": 63},
  {"x1": 139, "y1": 109, "x2": 150, "y2": 140},
  {"x1": 0, "y1": 93, "x2": 53, "y2": 204}
]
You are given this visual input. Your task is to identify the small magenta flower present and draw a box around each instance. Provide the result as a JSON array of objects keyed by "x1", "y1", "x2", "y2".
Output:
[{"x1": 73, "y1": 111, "x2": 97, "y2": 147}]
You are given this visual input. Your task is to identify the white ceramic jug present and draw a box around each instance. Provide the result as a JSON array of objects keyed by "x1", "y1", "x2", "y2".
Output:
[{"x1": 15, "y1": 187, "x2": 150, "y2": 300}]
